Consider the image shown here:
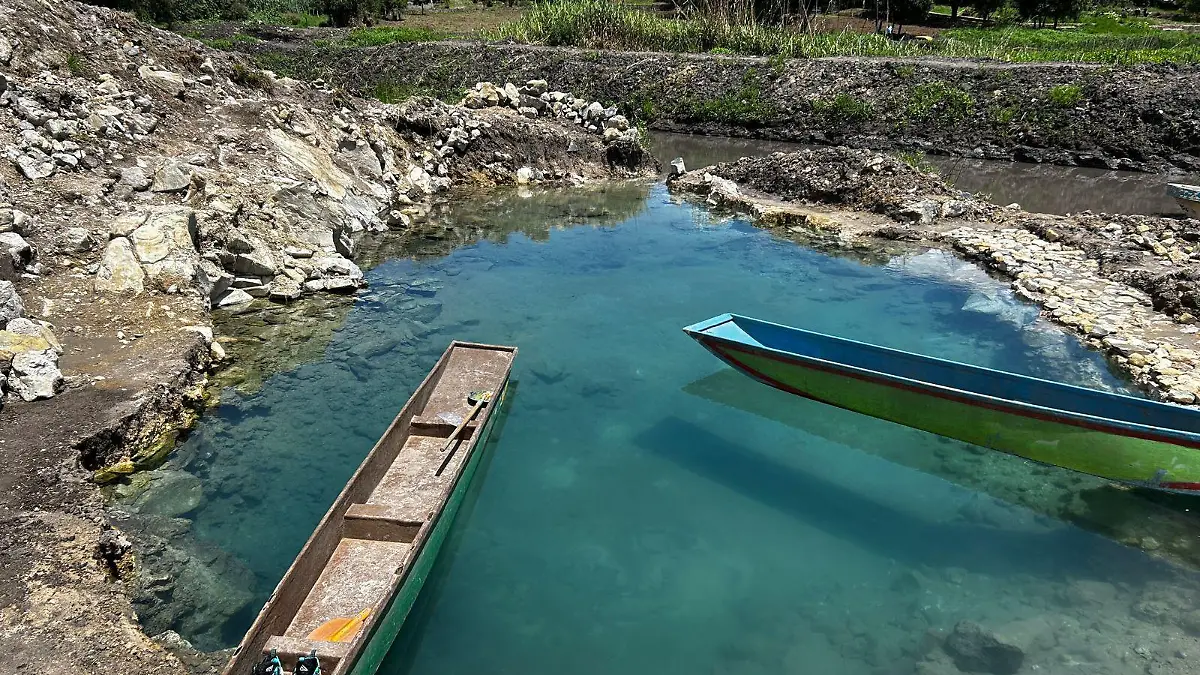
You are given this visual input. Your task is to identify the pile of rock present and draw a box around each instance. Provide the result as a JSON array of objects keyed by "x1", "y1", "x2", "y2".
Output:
[
  {"x1": 463, "y1": 79, "x2": 640, "y2": 147},
  {"x1": 0, "y1": 203, "x2": 63, "y2": 403},
  {"x1": 950, "y1": 225, "x2": 1200, "y2": 405},
  {"x1": 0, "y1": 279, "x2": 63, "y2": 403}
]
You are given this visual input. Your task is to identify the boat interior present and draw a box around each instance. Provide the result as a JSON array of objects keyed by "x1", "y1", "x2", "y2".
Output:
[{"x1": 225, "y1": 343, "x2": 516, "y2": 675}]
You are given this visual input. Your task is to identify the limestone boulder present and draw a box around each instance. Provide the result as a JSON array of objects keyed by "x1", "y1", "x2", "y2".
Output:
[
  {"x1": 0, "y1": 232, "x2": 33, "y2": 269},
  {"x1": 7, "y1": 349, "x2": 63, "y2": 401},
  {"x1": 0, "y1": 330, "x2": 50, "y2": 374},
  {"x1": 138, "y1": 66, "x2": 186, "y2": 98},
  {"x1": 151, "y1": 161, "x2": 192, "y2": 193},
  {"x1": 5, "y1": 318, "x2": 62, "y2": 354},
  {"x1": 61, "y1": 227, "x2": 95, "y2": 253},
  {"x1": 95, "y1": 238, "x2": 146, "y2": 293}
]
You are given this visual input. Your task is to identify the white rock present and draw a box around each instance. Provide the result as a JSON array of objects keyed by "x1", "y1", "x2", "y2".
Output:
[
  {"x1": 94, "y1": 238, "x2": 145, "y2": 294},
  {"x1": 7, "y1": 349, "x2": 63, "y2": 401},
  {"x1": 216, "y1": 288, "x2": 254, "y2": 307},
  {"x1": 516, "y1": 167, "x2": 534, "y2": 185},
  {"x1": 62, "y1": 227, "x2": 95, "y2": 253},
  {"x1": 138, "y1": 66, "x2": 186, "y2": 98}
]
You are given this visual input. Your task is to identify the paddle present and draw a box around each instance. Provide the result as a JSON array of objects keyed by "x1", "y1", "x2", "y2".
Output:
[
  {"x1": 436, "y1": 390, "x2": 492, "y2": 476},
  {"x1": 307, "y1": 607, "x2": 371, "y2": 642}
]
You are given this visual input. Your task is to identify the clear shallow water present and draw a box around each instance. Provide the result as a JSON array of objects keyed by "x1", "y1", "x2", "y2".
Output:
[{"x1": 169, "y1": 185, "x2": 1200, "y2": 671}]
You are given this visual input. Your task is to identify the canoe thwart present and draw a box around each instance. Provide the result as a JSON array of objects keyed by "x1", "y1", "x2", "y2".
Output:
[
  {"x1": 262, "y1": 636, "x2": 349, "y2": 671},
  {"x1": 409, "y1": 415, "x2": 480, "y2": 438},
  {"x1": 343, "y1": 503, "x2": 427, "y2": 543}
]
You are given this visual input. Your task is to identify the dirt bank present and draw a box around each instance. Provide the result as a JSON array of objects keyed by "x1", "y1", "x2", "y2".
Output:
[
  {"x1": 222, "y1": 35, "x2": 1200, "y2": 173},
  {"x1": 0, "y1": 0, "x2": 654, "y2": 670}
]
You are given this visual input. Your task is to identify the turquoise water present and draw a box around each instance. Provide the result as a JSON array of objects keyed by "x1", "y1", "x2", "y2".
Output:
[{"x1": 169, "y1": 185, "x2": 1200, "y2": 671}]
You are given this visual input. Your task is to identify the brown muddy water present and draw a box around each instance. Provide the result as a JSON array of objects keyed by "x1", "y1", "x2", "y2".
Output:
[{"x1": 649, "y1": 131, "x2": 1200, "y2": 218}]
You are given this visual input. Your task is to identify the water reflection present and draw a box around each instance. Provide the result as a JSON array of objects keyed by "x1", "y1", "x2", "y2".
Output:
[{"x1": 649, "y1": 131, "x2": 1200, "y2": 217}]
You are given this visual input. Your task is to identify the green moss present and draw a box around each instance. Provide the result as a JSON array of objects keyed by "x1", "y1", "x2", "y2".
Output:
[
  {"x1": 894, "y1": 64, "x2": 916, "y2": 78},
  {"x1": 66, "y1": 53, "x2": 87, "y2": 76}
]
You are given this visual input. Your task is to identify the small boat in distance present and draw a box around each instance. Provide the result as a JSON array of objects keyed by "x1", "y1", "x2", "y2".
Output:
[
  {"x1": 223, "y1": 341, "x2": 517, "y2": 675},
  {"x1": 684, "y1": 313, "x2": 1200, "y2": 495},
  {"x1": 1168, "y1": 183, "x2": 1200, "y2": 219}
]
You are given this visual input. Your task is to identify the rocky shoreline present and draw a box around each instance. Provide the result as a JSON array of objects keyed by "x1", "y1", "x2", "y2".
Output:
[
  {"x1": 216, "y1": 35, "x2": 1200, "y2": 174},
  {"x1": 0, "y1": 0, "x2": 654, "y2": 670},
  {"x1": 670, "y1": 149, "x2": 1200, "y2": 407}
]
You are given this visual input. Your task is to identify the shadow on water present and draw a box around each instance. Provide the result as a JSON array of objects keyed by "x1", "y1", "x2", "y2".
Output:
[
  {"x1": 637, "y1": 415, "x2": 1169, "y2": 582},
  {"x1": 682, "y1": 368, "x2": 1200, "y2": 569}
]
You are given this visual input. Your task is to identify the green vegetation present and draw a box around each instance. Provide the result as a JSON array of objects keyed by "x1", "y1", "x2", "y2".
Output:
[
  {"x1": 494, "y1": 0, "x2": 1200, "y2": 65},
  {"x1": 231, "y1": 62, "x2": 275, "y2": 91},
  {"x1": 1048, "y1": 83, "x2": 1083, "y2": 106},
  {"x1": 682, "y1": 72, "x2": 776, "y2": 125},
  {"x1": 990, "y1": 103, "x2": 1019, "y2": 125},
  {"x1": 66, "y1": 53, "x2": 87, "y2": 77},
  {"x1": 319, "y1": 0, "x2": 406, "y2": 27},
  {"x1": 905, "y1": 81, "x2": 974, "y2": 124},
  {"x1": 811, "y1": 93, "x2": 874, "y2": 125},
  {"x1": 344, "y1": 25, "x2": 448, "y2": 46},
  {"x1": 896, "y1": 150, "x2": 935, "y2": 172}
]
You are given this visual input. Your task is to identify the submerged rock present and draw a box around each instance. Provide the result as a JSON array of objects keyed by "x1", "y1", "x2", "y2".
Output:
[
  {"x1": 116, "y1": 469, "x2": 205, "y2": 518},
  {"x1": 943, "y1": 620, "x2": 1024, "y2": 675}
]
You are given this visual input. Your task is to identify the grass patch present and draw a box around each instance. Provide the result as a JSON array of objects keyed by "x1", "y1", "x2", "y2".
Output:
[
  {"x1": 683, "y1": 71, "x2": 776, "y2": 125},
  {"x1": 344, "y1": 25, "x2": 448, "y2": 46},
  {"x1": 66, "y1": 53, "x2": 87, "y2": 76},
  {"x1": 896, "y1": 150, "x2": 935, "y2": 172},
  {"x1": 494, "y1": 0, "x2": 1200, "y2": 64},
  {"x1": 1048, "y1": 83, "x2": 1084, "y2": 106},
  {"x1": 906, "y1": 81, "x2": 974, "y2": 124},
  {"x1": 231, "y1": 63, "x2": 276, "y2": 91},
  {"x1": 990, "y1": 103, "x2": 1020, "y2": 125},
  {"x1": 811, "y1": 93, "x2": 874, "y2": 125}
]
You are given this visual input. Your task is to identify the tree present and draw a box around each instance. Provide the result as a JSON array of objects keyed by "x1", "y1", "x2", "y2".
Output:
[{"x1": 970, "y1": 0, "x2": 1006, "y2": 21}]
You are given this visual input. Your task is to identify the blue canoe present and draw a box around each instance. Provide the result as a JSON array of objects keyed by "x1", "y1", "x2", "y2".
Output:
[{"x1": 683, "y1": 313, "x2": 1200, "y2": 495}]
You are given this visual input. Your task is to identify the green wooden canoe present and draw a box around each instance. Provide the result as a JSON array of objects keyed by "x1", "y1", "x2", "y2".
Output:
[{"x1": 222, "y1": 341, "x2": 516, "y2": 675}]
